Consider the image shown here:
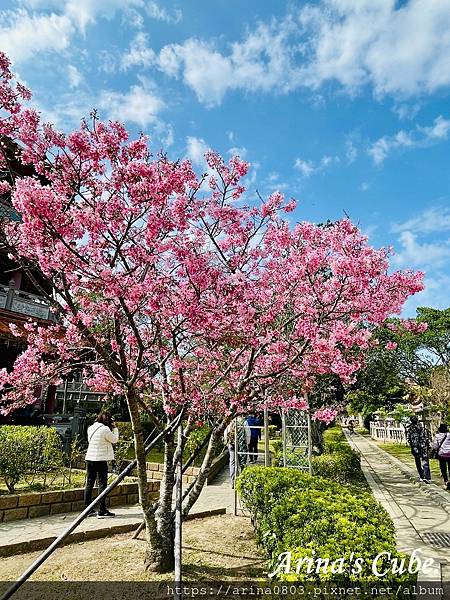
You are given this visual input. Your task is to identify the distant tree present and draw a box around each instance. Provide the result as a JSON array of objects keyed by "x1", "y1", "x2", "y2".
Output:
[{"x1": 347, "y1": 307, "x2": 450, "y2": 424}]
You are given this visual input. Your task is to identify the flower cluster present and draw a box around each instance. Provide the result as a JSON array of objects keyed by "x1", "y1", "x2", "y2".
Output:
[{"x1": 0, "y1": 51, "x2": 424, "y2": 424}]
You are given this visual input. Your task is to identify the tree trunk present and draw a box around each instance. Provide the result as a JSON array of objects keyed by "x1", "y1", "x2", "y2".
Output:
[
  {"x1": 182, "y1": 417, "x2": 229, "y2": 517},
  {"x1": 146, "y1": 428, "x2": 176, "y2": 572},
  {"x1": 125, "y1": 390, "x2": 171, "y2": 573},
  {"x1": 311, "y1": 420, "x2": 325, "y2": 454}
]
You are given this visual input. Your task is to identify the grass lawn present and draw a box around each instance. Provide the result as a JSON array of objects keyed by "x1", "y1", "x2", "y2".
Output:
[
  {"x1": 0, "y1": 469, "x2": 137, "y2": 495},
  {"x1": 126, "y1": 443, "x2": 226, "y2": 466},
  {"x1": 126, "y1": 446, "x2": 165, "y2": 464},
  {"x1": 373, "y1": 440, "x2": 443, "y2": 481},
  {"x1": 0, "y1": 470, "x2": 88, "y2": 495},
  {"x1": 0, "y1": 514, "x2": 265, "y2": 582}
]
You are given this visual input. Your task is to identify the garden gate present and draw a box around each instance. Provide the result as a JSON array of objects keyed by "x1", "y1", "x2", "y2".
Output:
[{"x1": 233, "y1": 405, "x2": 312, "y2": 515}]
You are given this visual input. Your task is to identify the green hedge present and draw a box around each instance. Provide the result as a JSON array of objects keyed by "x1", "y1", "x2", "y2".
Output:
[
  {"x1": 0, "y1": 426, "x2": 64, "y2": 493},
  {"x1": 115, "y1": 421, "x2": 133, "y2": 440},
  {"x1": 312, "y1": 449, "x2": 365, "y2": 484},
  {"x1": 237, "y1": 467, "x2": 408, "y2": 584},
  {"x1": 271, "y1": 427, "x2": 364, "y2": 485}
]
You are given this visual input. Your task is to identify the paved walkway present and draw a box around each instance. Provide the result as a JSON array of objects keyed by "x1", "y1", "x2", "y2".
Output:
[
  {"x1": 348, "y1": 432, "x2": 450, "y2": 595},
  {"x1": 0, "y1": 468, "x2": 234, "y2": 557}
]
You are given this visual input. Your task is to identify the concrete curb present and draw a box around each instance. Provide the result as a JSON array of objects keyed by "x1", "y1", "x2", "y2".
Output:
[
  {"x1": 0, "y1": 507, "x2": 227, "y2": 558},
  {"x1": 185, "y1": 507, "x2": 226, "y2": 521},
  {"x1": 0, "y1": 522, "x2": 138, "y2": 558},
  {"x1": 359, "y1": 433, "x2": 450, "y2": 516},
  {"x1": 207, "y1": 451, "x2": 228, "y2": 484}
]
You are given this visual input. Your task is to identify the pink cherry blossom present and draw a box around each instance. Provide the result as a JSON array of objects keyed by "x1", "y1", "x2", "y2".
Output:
[
  {"x1": 0, "y1": 49, "x2": 424, "y2": 428},
  {"x1": 385, "y1": 341, "x2": 398, "y2": 350}
]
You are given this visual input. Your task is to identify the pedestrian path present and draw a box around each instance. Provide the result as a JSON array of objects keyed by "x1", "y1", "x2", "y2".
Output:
[
  {"x1": 348, "y1": 432, "x2": 450, "y2": 593},
  {"x1": 0, "y1": 468, "x2": 233, "y2": 558}
]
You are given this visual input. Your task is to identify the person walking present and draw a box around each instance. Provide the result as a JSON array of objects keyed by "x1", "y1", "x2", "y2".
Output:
[
  {"x1": 406, "y1": 415, "x2": 432, "y2": 483},
  {"x1": 432, "y1": 423, "x2": 450, "y2": 490},
  {"x1": 244, "y1": 412, "x2": 261, "y2": 463},
  {"x1": 84, "y1": 411, "x2": 119, "y2": 518}
]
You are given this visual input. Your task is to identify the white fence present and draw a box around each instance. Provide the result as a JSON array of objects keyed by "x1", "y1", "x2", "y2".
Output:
[{"x1": 370, "y1": 420, "x2": 407, "y2": 444}]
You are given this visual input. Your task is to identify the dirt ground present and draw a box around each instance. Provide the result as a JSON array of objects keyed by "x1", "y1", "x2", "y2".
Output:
[{"x1": 0, "y1": 514, "x2": 266, "y2": 583}]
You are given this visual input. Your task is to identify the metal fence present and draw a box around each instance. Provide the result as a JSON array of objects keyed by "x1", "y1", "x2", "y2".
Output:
[{"x1": 282, "y1": 409, "x2": 311, "y2": 470}]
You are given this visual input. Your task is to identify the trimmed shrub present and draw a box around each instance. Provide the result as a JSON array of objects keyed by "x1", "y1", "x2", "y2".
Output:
[
  {"x1": 115, "y1": 421, "x2": 133, "y2": 440},
  {"x1": 271, "y1": 426, "x2": 364, "y2": 485},
  {"x1": 237, "y1": 466, "x2": 408, "y2": 584},
  {"x1": 0, "y1": 425, "x2": 64, "y2": 493},
  {"x1": 322, "y1": 426, "x2": 346, "y2": 443},
  {"x1": 312, "y1": 449, "x2": 365, "y2": 484}
]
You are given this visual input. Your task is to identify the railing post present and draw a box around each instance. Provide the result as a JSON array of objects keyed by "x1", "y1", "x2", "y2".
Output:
[{"x1": 264, "y1": 405, "x2": 269, "y2": 467}]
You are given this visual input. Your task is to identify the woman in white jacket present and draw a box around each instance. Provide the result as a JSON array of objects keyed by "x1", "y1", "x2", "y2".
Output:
[
  {"x1": 432, "y1": 423, "x2": 450, "y2": 490},
  {"x1": 84, "y1": 411, "x2": 119, "y2": 518}
]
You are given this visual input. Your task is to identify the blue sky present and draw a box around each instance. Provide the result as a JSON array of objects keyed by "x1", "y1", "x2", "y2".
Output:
[{"x1": 1, "y1": 0, "x2": 449, "y2": 316}]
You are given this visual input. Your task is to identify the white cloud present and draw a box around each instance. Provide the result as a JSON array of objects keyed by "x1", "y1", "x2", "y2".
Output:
[
  {"x1": 402, "y1": 272, "x2": 450, "y2": 316},
  {"x1": 299, "y1": 0, "x2": 450, "y2": 97},
  {"x1": 146, "y1": 1, "x2": 182, "y2": 25},
  {"x1": 121, "y1": 32, "x2": 156, "y2": 70},
  {"x1": 3, "y1": 1, "x2": 144, "y2": 63},
  {"x1": 346, "y1": 140, "x2": 358, "y2": 164},
  {"x1": 98, "y1": 50, "x2": 117, "y2": 74},
  {"x1": 62, "y1": 0, "x2": 143, "y2": 33},
  {"x1": 185, "y1": 136, "x2": 210, "y2": 167},
  {"x1": 392, "y1": 207, "x2": 450, "y2": 235},
  {"x1": 154, "y1": 1, "x2": 450, "y2": 105},
  {"x1": 294, "y1": 154, "x2": 339, "y2": 177},
  {"x1": 391, "y1": 206, "x2": 450, "y2": 315},
  {"x1": 368, "y1": 130, "x2": 414, "y2": 165},
  {"x1": 124, "y1": 8, "x2": 144, "y2": 29},
  {"x1": 419, "y1": 115, "x2": 450, "y2": 140},
  {"x1": 99, "y1": 79, "x2": 165, "y2": 128},
  {"x1": 11, "y1": 0, "x2": 450, "y2": 105},
  {"x1": 227, "y1": 146, "x2": 247, "y2": 158},
  {"x1": 368, "y1": 115, "x2": 450, "y2": 164},
  {"x1": 157, "y1": 17, "x2": 301, "y2": 106},
  {"x1": 161, "y1": 124, "x2": 174, "y2": 147},
  {"x1": 320, "y1": 154, "x2": 339, "y2": 168},
  {"x1": 393, "y1": 103, "x2": 421, "y2": 121},
  {"x1": 392, "y1": 230, "x2": 450, "y2": 269},
  {"x1": 157, "y1": 39, "x2": 234, "y2": 106},
  {"x1": 294, "y1": 158, "x2": 315, "y2": 177},
  {"x1": 0, "y1": 9, "x2": 74, "y2": 63},
  {"x1": 67, "y1": 64, "x2": 83, "y2": 88},
  {"x1": 35, "y1": 91, "x2": 94, "y2": 130}
]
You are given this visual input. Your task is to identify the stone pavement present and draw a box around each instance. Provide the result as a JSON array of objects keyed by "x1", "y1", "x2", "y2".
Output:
[
  {"x1": 348, "y1": 432, "x2": 450, "y2": 594},
  {"x1": 0, "y1": 468, "x2": 233, "y2": 558}
]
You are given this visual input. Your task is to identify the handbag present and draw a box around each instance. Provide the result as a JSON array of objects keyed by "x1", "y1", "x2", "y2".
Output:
[{"x1": 430, "y1": 433, "x2": 448, "y2": 459}]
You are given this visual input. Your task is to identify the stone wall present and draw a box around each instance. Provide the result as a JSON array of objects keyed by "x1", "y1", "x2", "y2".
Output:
[
  {"x1": 74, "y1": 460, "x2": 201, "y2": 484},
  {"x1": 0, "y1": 480, "x2": 160, "y2": 523},
  {"x1": 143, "y1": 462, "x2": 200, "y2": 485}
]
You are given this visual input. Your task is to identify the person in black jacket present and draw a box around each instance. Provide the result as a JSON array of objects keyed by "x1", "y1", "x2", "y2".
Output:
[{"x1": 406, "y1": 416, "x2": 431, "y2": 483}]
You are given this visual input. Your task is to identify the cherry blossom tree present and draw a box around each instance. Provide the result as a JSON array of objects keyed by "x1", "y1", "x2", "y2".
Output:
[{"x1": 0, "y1": 52, "x2": 424, "y2": 571}]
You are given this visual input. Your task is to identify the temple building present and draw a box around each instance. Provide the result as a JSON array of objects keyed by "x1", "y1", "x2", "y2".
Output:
[{"x1": 0, "y1": 142, "x2": 106, "y2": 424}]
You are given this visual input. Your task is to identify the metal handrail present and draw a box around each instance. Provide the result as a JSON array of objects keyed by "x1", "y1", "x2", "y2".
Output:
[{"x1": 1, "y1": 409, "x2": 184, "y2": 600}]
